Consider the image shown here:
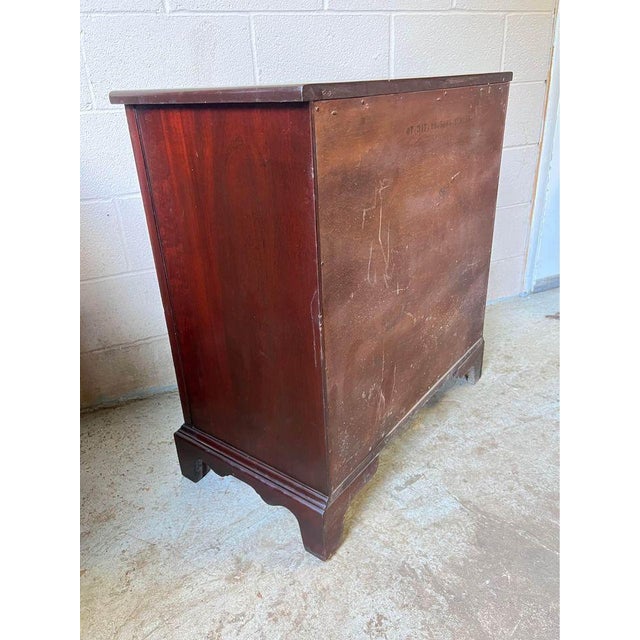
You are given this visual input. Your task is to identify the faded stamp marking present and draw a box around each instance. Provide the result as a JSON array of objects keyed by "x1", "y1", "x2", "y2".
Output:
[{"x1": 406, "y1": 115, "x2": 472, "y2": 136}]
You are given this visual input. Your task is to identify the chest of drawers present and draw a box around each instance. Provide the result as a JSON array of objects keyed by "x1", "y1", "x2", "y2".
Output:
[{"x1": 111, "y1": 73, "x2": 511, "y2": 559}]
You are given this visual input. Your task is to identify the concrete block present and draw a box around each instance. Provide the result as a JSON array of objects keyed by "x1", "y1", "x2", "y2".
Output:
[
  {"x1": 81, "y1": 200, "x2": 129, "y2": 280},
  {"x1": 327, "y1": 0, "x2": 450, "y2": 9},
  {"x1": 487, "y1": 255, "x2": 525, "y2": 301},
  {"x1": 169, "y1": 0, "x2": 322, "y2": 9},
  {"x1": 80, "y1": 111, "x2": 139, "y2": 199},
  {"x1": 496, "y1": 144, "x2": 539, "y2": 208},
  {"x1": 80, "y1": 38, "x2": 93, "y2": 111},
  {"x1": 81, "y1": 272, "x2": 167, "y2": 352},
  {"x1": 80, "y1": 337, "x2": 176, "y2": 409},
  {"x1": 80, "y1": 0, "x2": 164, "y2": 11},
  {"x1": 454, "y1": 0, "x2": 555, "y2": 9},
  {"x1": 394, "y1": 14, "x2": 503, "y2": 78},
  {"x1": 80, "y1": 59, "x2": 93, "y2": 111},
  {"x1": 80, "y1": 109, "x2": 139, "y2": 199},
  {"x1": 117, "y1": 196, "x2": 155, "y2": 272},
  {"x1": 81, "y1": 14, "x2": 254, "y2": 109},
  {"x1": 504, "y1": 13, "x2": 554, "y2": 82},
  {"x1": 491, "y1": 203, "x2": 531, "y2": 262},
  {"x1": 253, "y1": 14, "x2": 389, "y2": 84},
  {"x1": 503, "y1": 81, "x2": 546, "y2": 147}
]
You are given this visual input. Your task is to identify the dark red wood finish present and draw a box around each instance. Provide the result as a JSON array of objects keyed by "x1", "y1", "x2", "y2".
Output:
[
  {"x1": 110, "y1": 72, "x2": 512, "y2": 105},
  {"x1": 115, "y1": 73, "x2": 511, "y2": 560},
  {"x1": 125, "y1": 107, "x2": 192, "y2": 422},
  {"x1": 133, "y1": 104, "x2": 328, "y2": 492}
]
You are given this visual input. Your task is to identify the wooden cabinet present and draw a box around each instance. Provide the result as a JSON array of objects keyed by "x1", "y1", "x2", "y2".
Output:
[{"x1": 111, "y1": 73, "x2": 511, "y2": 559}]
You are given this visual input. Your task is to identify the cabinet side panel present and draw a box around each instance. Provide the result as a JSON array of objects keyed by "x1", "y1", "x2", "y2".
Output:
[
  {"x1": 135, "y1": 104, "x2": 327, "y2": 492},
  {"x1": 126, "y1": 107, "x2": 192, "y2": 422},
  {"x1": 314, "y1": 84, "x2": 509, "y2": 489}
]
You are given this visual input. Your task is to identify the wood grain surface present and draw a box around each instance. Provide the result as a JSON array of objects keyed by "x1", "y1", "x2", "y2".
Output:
[
  {"x1": 313, "y1": 84, "x2": 509, "y2": 489},
  {"x1": 134, "y1": 103, "x2": 329, "y2": 492},
  {"x1": 110, "y1": 73, "x2": 512, "y2": 105}
]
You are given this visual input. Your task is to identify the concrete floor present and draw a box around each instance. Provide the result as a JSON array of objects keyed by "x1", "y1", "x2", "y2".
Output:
[{"x1": 81, "y1": 289, "x2": 559, "y2": 640}]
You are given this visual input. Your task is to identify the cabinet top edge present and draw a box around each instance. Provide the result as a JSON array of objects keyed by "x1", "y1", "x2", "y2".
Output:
[{"x1": 109, "y1": 73, "x2": 513, "y2": 106}]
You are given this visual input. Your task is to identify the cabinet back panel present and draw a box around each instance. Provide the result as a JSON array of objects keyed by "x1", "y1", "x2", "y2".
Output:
[
  {"x1": 313, "y1": 85, "x2": 509, "y2": 489},
  {"x1": 135, "y1": 104, "x2": 328, "y2": 492}
]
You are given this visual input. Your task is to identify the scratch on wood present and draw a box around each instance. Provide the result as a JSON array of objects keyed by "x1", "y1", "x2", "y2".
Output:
[
  {"x1": 362, "y1": 180, "x2": 393, "y2": 287},
  {"x1": 362, "y1": 203, "x2": 375, "y2": 230},
  {"x1": 377, "y1": 389, "x2": 386, "y2": 421},
  {"x1": 391, "y1": 364, "x2": 397, "y2": 399},
  {"x1": 376, "y1": 342, "x2": 387, "y2": 420},
  {"x1": 377, "y1": 182, "x2": 392, "y2": 287},
  {"x1": 367, "y1": 242, "x2": 374, "y2": 285},
  {"x1": 384, "y1": 220, "x2": 392, "y2": 287}
]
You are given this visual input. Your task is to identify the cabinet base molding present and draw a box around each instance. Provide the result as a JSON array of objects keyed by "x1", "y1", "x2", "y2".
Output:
[
  {"x1": 174, "y1": 337, "x2": 484, "y2": 559},
  {"x1": 174, "y1": 424, "x2": 378, "y2": 560}
]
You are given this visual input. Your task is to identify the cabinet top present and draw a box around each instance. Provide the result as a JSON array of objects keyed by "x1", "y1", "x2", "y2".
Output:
[{"x1": 109, "y1": 72, "x2": 512, "y2": 106}]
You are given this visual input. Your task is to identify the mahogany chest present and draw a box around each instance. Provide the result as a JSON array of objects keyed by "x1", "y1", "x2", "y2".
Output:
[{"x1": 110, "y1": 73, "x2": 511, "y2": 559}]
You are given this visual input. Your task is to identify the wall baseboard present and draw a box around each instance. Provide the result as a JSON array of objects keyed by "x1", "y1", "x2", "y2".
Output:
[
  {"x1": 532, "y1": 275, "x2": 559, "y2": 294},
  {"x1": 80, "y1": 384, "x2": 178, "y2": 414}
]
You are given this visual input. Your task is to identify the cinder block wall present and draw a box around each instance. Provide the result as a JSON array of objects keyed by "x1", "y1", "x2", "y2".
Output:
[{"x1": 80, "y1": 0, "x2": 558, "y2": 409}]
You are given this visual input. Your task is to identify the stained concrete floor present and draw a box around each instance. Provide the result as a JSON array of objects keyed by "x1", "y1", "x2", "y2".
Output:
[{"x1": 81, "y1": 288, "x2": 559, "y2": 640}]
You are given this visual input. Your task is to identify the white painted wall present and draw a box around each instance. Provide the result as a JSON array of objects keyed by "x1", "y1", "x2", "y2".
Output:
[
  {"x1": 532, "y1": 109, "x2": 559, "y2": 289},
  {"x1": 80, "y1": 0, "x2": 558, "y2": 409},
  {"x1": 525, "y1": 9, "x2": 559, "y2": 293}
]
